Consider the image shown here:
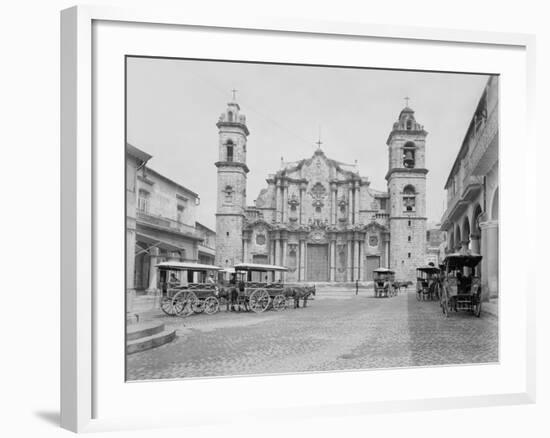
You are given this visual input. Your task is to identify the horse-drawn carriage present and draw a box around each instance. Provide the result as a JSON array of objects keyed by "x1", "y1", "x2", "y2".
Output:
[
  {"x1": 416, "y1": 265, "x2": 441, "y2": 301},
  {"x1": 156, "y1": 261, "x2": 222, "y2": 317},
  {"x1": 373, "y1": 268, "x2": 397, "y2": 298},
  {"x1": 440, "y1": 253, "x2": 483, "y2": 317},
  {"x1": 231, "y1": 263, "x2": 290, "y2": 313}
]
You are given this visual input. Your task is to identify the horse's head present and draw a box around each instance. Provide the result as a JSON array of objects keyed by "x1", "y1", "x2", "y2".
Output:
[{"x1": 310, "y1": 285, "x2": 316, "y2": 296}]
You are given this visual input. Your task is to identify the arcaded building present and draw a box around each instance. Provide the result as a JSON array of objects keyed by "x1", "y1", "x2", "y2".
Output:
[
  {"x1": 215, "y1": 99, "x2": 430, "y2": 282},
  {"x1": 130, "y1": 147, "x2": 209, "y2": 294},
  {"x1": 440, "y1": 76, "x2": 499, "y2": 300}
]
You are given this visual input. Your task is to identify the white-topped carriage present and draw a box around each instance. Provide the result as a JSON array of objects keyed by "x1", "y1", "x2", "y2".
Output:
[
  {"x1": 155, "y1": 261, "x2": 223, "y2": 317},
  {"x1": 230, "y1": 263, "x2": 289, "y2": 313}
]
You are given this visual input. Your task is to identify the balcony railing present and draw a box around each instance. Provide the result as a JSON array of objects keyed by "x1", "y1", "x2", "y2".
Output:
[
  {"x1": 137, "y1": 210, "x2": 199, "y2": 237},
  {"x1": 468, "y1": 106, "x2": 498, "y2": 175},
  {"x1": 442, "y1": 106, "x2": 497, "y2": 229}
]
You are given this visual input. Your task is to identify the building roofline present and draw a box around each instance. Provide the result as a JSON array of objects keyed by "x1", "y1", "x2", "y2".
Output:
[
  {"x1": 443, "y1": 76, "x2": 496, "y2": 189},
  {"x1": 195, "y1": 221, "x2": 216, "y2": 234},
  {"x1": 144, "y1": 166, "x2": 200, "y2": 198},
  {"x1": 126, "y1": 142, "x2": 152, "y2": 164}
]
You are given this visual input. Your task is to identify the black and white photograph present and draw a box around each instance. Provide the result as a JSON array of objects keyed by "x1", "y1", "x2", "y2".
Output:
[{"x1": 125, "y1": 57, "x2": 499, "y2": 381}]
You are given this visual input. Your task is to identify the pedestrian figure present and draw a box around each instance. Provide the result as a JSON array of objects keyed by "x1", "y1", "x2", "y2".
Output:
[{"x1": 229, "y1": 273, "x2": 238, "y2": 311}]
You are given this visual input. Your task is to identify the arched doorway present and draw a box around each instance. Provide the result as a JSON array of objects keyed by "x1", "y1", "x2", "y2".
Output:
[
  {"x1": 462, "y1": 216, "x2": 471, "y2": 251},
  {"x1": 454, "y1": 225, "x2": 461, "y2": 252},
  {"x1": 471, "y1": 204, "x2": 483, "y2": 255},
  {"x1": 471, "y1": 205, "x2": 483, "y2": 279}
]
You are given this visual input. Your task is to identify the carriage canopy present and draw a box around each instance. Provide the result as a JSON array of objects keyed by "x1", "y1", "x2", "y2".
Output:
[
  {"x1": 234, "y1": 263, "x2": 289, "y2": 272},
  {"x1": 233, "y1": 263, "x2": 288, "y2": 283},
  {"x1": 373, "y1": 268, "x2": 394, "y2": 274},
  {"x1": 416, "y1": 266, "x2": 440, "y2": 274},
  {"x1": 155, "y1": 261, "x2": 222, "y2": 271},
  {"x1": 442, "y1": 253, "x2": 482, "y2": 270}
]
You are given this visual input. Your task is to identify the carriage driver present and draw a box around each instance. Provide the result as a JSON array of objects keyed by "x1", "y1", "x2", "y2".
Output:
[
  {"x1": 207, "y1": 273, "x2": 216, "y2": 284},
  {"x1": 168, "y1": 273, "x2": 180, "y2": 287}
]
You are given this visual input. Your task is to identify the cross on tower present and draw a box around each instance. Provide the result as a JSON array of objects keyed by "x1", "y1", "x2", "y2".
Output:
[
  {"x1": 404, "y1": 96, "x2": 410, "y2": 107},
  {"x1": 231, "y1": 89, "x2": 238, "y2": 101},
  {"x1": 316, "y1": 127, "x2": 323, "y2": 149}
]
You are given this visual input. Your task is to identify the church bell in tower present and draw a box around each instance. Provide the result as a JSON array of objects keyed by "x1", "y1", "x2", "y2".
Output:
[{"x1": 403, "y1": 148, "x2": 415, "y2": 168}]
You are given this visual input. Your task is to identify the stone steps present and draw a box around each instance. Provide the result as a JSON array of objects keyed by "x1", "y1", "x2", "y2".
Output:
[
  {"x1": 127, "y1": 321, "x2": 165, "y2": 341},
  {"x1": 126, "y1": 322, "x2": 176, "y2": 355}
]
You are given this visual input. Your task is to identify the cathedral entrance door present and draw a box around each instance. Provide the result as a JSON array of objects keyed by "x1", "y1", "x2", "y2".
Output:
[
  {"x1": 307, "y1": 244, "x2": 329, "y2": 282},
  {"x1": 366, "y1": 255, "x2": 381, "y2": 281}
]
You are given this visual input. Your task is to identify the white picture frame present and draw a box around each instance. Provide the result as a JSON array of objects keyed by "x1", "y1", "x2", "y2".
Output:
[{"x1": 60, "y1": 5, "x2": 536, "y2": 433}]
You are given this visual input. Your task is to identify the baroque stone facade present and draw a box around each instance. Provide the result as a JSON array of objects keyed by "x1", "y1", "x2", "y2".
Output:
[{"x1": 215, "y1": 100, "x2": 428, "y2": 282}]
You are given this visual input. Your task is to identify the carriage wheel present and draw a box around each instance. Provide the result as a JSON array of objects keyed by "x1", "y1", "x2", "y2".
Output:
[
  {"x1": 160, "y1": 296, "x2": 176, "y2": 315},
  {"x1": 204, "y1": 296, "x2": 220, "y2": 315},
  {"x1": 173, "y1": 291, "x2": 197, "y2": 317},
  {"x1": 249, "y1": 289, "x2": 270, "y2": 313},
  {"x1": 192, "y1": 300, "x2": 205, "y2": 314},
  {"x1": 272, "y1": 295, "x2": 286, "y2": 312}
]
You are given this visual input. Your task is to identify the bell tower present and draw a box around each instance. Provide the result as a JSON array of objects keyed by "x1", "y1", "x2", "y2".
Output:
[
  {"x1": 215, "y1": 95, "x2": 250, "y2": 268},
  {"x1": 386, "y1": 102, "x2": 428, "y2": 280}
]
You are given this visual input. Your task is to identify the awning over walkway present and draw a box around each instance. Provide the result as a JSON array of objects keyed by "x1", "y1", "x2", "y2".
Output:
[{"x1": 135, "y1": 232, "x2": 186, "y2": 256}]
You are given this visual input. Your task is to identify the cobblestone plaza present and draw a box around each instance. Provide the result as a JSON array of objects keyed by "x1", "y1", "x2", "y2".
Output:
[{"x1": 126, "y1": 289, "x2": 498, "y2": 381}]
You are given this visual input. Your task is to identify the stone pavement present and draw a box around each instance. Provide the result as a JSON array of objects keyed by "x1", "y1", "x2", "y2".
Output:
[{"x1": 126, "y1": 289, "x2": 498, "y2": 381}]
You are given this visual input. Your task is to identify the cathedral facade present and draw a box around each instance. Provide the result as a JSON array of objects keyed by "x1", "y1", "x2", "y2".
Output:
[{"x1": 215, "y1": 100, "x2": 428, "y2": 282}]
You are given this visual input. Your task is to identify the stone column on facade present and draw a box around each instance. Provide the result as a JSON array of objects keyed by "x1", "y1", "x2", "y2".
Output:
[
  {"x1": 126, "y1": 222, "x2": 136, "y2": 314},
  {"x1": 358, "y1": 240, "x2": 363, "y2": 281},
  {"x1": 334, "y1": 187, "x2": 338, "y2": 224},
  {"x1": 269, "y1": 237, "x2": 275, "y2": 265},
  {"x1": 480, "y1": 220, "x2": 499, "y2": 301},
  {"x1": 354, "y1": 181, "x2": 361, "y2": 225},
  {"x1": 299, "y1": 239, "x2": 307, "y2": 282},
  {"x1": 243, "y1": 236, "x2": 249, "y2": 264},
  {"x1": 300, "y1": 182, "x2": 307, "y2": 225},
  {"x1": 353, "y1": 238, "x2": 360, "y2": 281},
  {"x1": 275, "y1": 180, "x2": 282, "y2": 223},
  {"x1": 282, "y1": 182, "x2": 288, "y2": 224},
  {"x1": 383, "y1": 232, "x2": 390, "y2": 268},
  {"x1": 470, "y1": 233, "x2": 481, "y2": 254},
  {"x1": 329, "y1": 184, "x2": 336, "y2": 225},
  {"x1": 281, "y1": 233, "x2": 288, "y2": 282},
  {"x1": 274, "y1": 236, "x2": 281, "y2": 280},
  {"x1": 329, "y1": 237, "x2": 336, "y2": 282},
  {"x1": 348, "y1": 183, "x2": 354, "y2": 224},
  {"x1": 347, "y1": 238, "x2": 353, "y2": 282},
  {"x1": 470, "y1": 233, "x2": 481, "y2": 275},
  {"x1": 146, "y1": 246, "x2": 160, "y2": 295}
]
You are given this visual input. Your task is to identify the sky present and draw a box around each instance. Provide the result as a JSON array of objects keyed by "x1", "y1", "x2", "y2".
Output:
[{"x1": 126, "y1": 57, "x2": 491, "y2": 230}]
